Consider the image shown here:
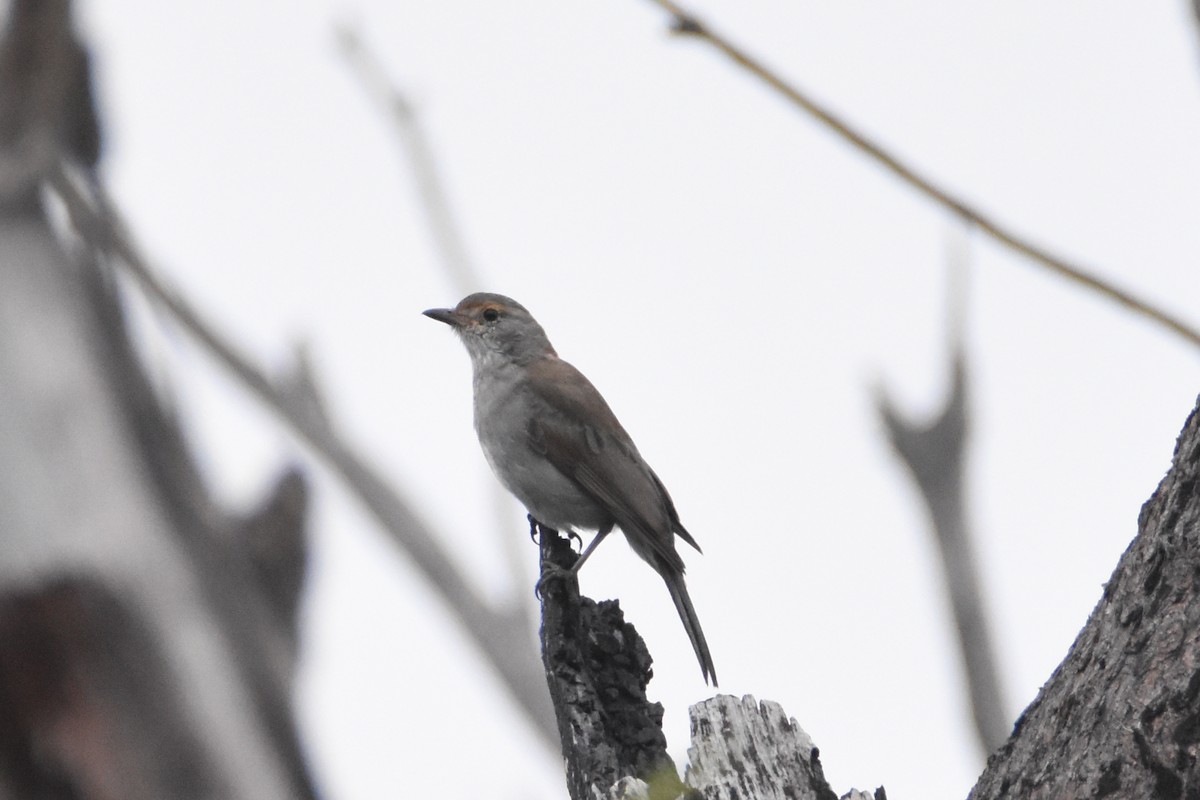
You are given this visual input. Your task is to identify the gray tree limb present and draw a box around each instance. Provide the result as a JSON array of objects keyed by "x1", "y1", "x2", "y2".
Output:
[{"x1": 876, "y1": 349, "x2": 1010, "y2": 756}]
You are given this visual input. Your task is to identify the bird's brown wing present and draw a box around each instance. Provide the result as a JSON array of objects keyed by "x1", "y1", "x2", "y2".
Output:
[{"x1": 523, "y1": 356, "x2": 689, "y2": 573}]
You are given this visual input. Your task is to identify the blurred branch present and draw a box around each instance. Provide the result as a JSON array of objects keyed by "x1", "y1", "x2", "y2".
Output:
[
  {"x1": 0, "y1": 0, "x2": 100, "y2": 211},
  {"x1": 0, "y1": 4, "x2": 321, "y2": 794},
  {"x1": 876, "y1": 349, "x2": 1008, "y2": 756},
  {"x1": 873, "y1": 242, "x2": 1008, "y2": 755},
  {"x1": 1193, "y1": 0, "x2": 1200, "y2": 58},
  {"x1": 642, "y1": 0, "x2": 1200, "y2": 352},
  {"x1": 334, "y1": 23, "x2": 482, "y2": 292},
  {"x1": 46, "y1": 163, "x2": 558, "y2": 752},
  {"x1": 334, "y1": 21, "x2": 533, "y2": 617}
]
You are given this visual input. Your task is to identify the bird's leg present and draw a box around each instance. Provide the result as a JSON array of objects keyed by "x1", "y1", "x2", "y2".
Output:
[
  {"x1": 535, "y1": 525, "x2": 612, "y2": 599},
  {"x1": 568, "y1": 526, "x2": 611, "y2": 575}
]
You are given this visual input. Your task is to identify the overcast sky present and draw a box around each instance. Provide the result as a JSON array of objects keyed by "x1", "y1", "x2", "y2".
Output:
[{"x1": 83, "y1": 2, "x2": 1200, "y2": 798}]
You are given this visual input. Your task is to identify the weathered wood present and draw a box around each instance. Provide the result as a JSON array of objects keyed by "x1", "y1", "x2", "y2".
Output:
[
  {"x1": 537, "y1": 522, "x2": 691, "y2": 800},
  {"x1": 686, "y1": 695, "x2": 855, "y2": 800},
  {"x1": 969, "y1": 394, "x2": 1200, "y2": 798},
  {"x1": 536, "y1": 523, "x2": 883, "y2": 800}
]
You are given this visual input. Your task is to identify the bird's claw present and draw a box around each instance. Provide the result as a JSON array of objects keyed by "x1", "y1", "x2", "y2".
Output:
[{"x1": 534, "y1": 559, "x2": 577, "y2": 600}]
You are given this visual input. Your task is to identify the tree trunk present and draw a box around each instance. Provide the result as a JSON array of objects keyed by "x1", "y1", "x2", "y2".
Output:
[
  {"x1": 0, "y1": 3, "x2": 317, "y2": 790},
  {"x1": 970, "y1": 393, "x2": 1200, "y2": 799}
]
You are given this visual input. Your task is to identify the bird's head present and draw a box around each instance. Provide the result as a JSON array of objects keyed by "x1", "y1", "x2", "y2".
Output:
[{"x1": 424, "y1": 293, "x2": 556, "y2": 366}]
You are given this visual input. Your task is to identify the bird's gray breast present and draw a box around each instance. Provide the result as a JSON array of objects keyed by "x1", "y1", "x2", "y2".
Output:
[{"x1": 471, "y1": 360, "x2": 608, "y2": 531}]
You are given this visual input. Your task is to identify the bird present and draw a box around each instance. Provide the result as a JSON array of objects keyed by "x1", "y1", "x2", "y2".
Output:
[{"x1": 424, "y1": 292, "x2": 717, "y2": 685}]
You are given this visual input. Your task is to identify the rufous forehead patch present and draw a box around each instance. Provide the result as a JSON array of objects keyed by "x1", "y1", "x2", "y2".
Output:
[
  {"x1": 451, "y1": 292, "x2": 529, "y2": 318},
  {"x1": 456, "y1": 299, "x2": 498, "y2": 314}
]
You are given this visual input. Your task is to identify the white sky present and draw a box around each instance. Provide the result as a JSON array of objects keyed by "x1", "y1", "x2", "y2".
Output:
[{"x1": 82, "y1": 2, "x2": 1200, "y2": 798}]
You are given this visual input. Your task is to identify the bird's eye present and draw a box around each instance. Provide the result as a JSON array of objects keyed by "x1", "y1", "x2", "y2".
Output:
[{"x1": 482, "y1": 308, "x2": 500, "y2": 322}]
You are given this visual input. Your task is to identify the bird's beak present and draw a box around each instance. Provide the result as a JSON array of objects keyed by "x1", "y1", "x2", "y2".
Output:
[{"x1": 423, "y1": 308, "x2": 464, "y2": 327}]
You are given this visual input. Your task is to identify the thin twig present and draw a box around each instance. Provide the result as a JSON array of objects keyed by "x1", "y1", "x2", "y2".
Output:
[
  {"x1": 643, "y1": 0, "x2": 1200, "y2": 351},
  {"x1": 334, "y1": 22, "x2": 534, "y2": 615},
  {"x1": 47, "y1": 163, "x2": 558, "y2": 752},
  {"x1": 334, "y1": 23, "x2": 483, "y2": 292}
]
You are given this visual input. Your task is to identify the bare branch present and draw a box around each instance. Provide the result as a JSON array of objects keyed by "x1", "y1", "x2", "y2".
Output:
[
  {"x1": 0, "y1": 0, "x2": 100, "y2": 211},
  {"x1": 46, "y1": 163, "x2": 558, "y2": 753},
  {"x1": 334, "y1": 23, "x2": 482, "y2": 292},
  {"x1": 875, "y1": 349, "x2": 1009, "y2": 755},
  {"x1": 1193, "y1": 0, "x2": 1200, "y2": 57},
  {"x1": 334, "y1": 21, "x2": 533, "y2": 618},
  {"x1": 642, "y1": 0, "x2": 1200, "y2": 351},
  {"x1": 874, "y1": 239, "x2": 1009, "y2": 755}
]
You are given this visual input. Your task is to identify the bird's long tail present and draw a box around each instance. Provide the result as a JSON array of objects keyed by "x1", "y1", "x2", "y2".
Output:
[{"x1": 664, "y1": 571, "x2": 717, "y2": 686}]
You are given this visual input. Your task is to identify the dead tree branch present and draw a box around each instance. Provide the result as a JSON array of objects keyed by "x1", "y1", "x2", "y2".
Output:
[
  {"x1": 876, "y1": 349, "x2": 1009, "y2": 756},
  {"x1": 536, "y1": 522, "x2": 686, "y2": 799},
  {"x1": 333, "y1": 22, "x2": 534, "y2": 610},
  {"x1": 874, "y1": 241, "x2": 1009, "y2": 756},
  {"x1": 334, "y1": 23, "x2": 483, "y2": 292},
  {"x1": 686, "y1": 696, "x2": 852, "y2": 800}
]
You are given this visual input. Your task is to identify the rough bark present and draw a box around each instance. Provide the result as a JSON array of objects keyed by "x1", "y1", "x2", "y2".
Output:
[
  {"x1": 969, "y1": 394, "x2": 1200, "y2": 799},
  {"x1": 537, "y1": 523, "x2": 882, "y2": 800},
  {"x1": 685, "y1": 696, "x2": 846, "y2": 800},
  {"x1": 536, "y1": 522, "x2": 689, "y2": 800}
]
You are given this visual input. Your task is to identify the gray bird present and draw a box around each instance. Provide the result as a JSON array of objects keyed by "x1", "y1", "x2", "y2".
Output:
[{"x1": 425, "y1": 292, "x2": 716, "y2": 685}]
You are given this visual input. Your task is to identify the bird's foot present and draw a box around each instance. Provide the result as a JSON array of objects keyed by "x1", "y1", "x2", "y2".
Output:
[
  {"x1": 534, "y1": 559, "x2": 578, "y2": 600},
  {"x1": 528, "y1": 516, "x2": 575, "y2": 545}
]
